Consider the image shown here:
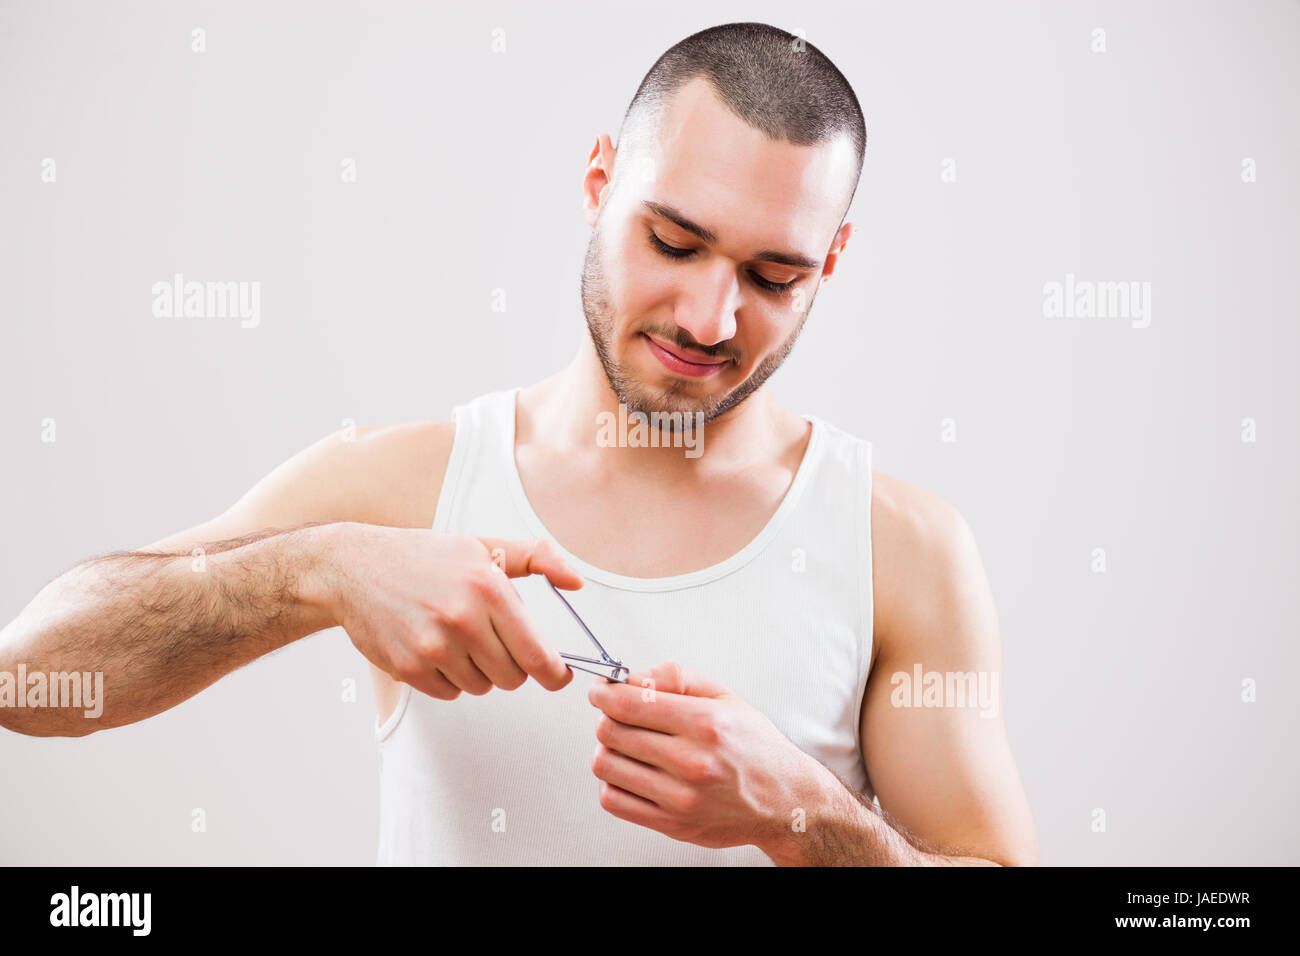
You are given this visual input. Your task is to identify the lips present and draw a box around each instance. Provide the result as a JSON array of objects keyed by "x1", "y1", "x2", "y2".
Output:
[{"x1": 642, "y1": 333, "x2": 730, "y2": 379}]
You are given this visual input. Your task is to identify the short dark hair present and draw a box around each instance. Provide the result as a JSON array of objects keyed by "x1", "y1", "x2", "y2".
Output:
[{"x1": 616, "y1": 22, "x2": 867, "y2": 220}]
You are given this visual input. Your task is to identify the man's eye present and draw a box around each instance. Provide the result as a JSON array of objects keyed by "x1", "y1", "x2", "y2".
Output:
[
  {"x1": 648, "y1": 230, "x2": 798, "y2": 295},
  {"x1": 751, "y1": 273, "x2": 797, "y2": 294},
  {"x1": 648, "y1": 231, "x2": 694, "y2": 259}
]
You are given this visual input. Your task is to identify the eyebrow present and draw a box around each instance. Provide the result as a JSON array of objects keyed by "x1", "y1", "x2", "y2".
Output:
[{"x1": 641, "y1": 200, "x2": 823, "y2": 270}]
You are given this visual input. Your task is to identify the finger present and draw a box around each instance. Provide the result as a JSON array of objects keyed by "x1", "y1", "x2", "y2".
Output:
[
  {"x1": 401, "y1": 629, "x2": 495, "y2": 697},
  {"x1": 455, "y1": 570, "x2": 533, "y2": 689},
  {"x1": 393, "y1": 658, "x2": 463, "y2": 702},
  {"x1": 466, "y1": 624, "x2": 529, "y2": 690},
  {"x1": 594, "y1": 712, "x2": 684, "y2": 771},
  {"x1": 591, "y1": 742, "x2": 689, "y2": 809},
  {"x1": 597, "y1": 780, "x2": 679, "y2": 833},
  {"x1": 425, "y1": 668, "x2": 463, "y2": 700},
  {"x1": 432, "y1": 647, "x2": 495, "y2": 696},
  {"x1": 476, "y1": 537, "x2": 583, "y2": 590},
  {"x1": 587, "y1": 676, "x2": 704, "y2": 734},
  {"x1": 483, "y1": 576, "x2": 574, "y2": 692},
  {"x1": 626, "y1": 660, "x2": 731, "y2": 699}
]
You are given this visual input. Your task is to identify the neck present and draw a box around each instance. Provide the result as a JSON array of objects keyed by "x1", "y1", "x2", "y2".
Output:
[{"x1": 518, "y1": 335, "x2": 801, "y2": 478}]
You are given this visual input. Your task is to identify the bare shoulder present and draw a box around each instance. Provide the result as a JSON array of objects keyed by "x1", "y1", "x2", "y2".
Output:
[
  {"x1": 870, "y1": 469, "x2": 979, "y2": 579},
  {"x1": 233, "y1": 419, "x2": 458, "y2": 532},
  {"x1": 869, "y1": 469, "x2": 994, "y2": 664},
  {"x1": 140, "y1": 419, "x2": 457, "y2": 554},
  {"x1": 320, "y1": 419, "x2": 458, "y2": 529}
]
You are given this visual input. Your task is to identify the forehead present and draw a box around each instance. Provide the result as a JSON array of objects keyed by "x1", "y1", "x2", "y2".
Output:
[{"x1": 632, "y1": 76, "x2": 855, "y2": 249}]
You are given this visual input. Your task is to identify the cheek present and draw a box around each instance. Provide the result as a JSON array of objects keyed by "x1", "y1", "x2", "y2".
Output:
[
  {"x1": 745, "y1": 308, "x2": 793, "y2": 351},
  {"x1": 597, "y1": 231, "x2": 650, "y2": 307},
  {"x1": 609, "y1": 258, "x2": 685, "y2": 341},
  {"x1": 618, "y1": 239, "x2": 675, "y2": 303}
]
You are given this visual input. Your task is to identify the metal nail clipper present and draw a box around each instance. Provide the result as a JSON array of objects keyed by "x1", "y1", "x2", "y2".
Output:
[{"x1": 547, "y1": 581, "x2": 629, "y2": 683}]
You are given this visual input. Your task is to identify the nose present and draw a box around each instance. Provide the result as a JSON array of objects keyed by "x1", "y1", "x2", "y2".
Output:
[{"x1": 673, "y1": 264, "x2": 739, "y2": 347}]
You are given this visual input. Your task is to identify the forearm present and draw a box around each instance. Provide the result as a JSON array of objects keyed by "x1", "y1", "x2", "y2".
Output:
[
  {"x1": 761, "y1": 763, "x2": 1003, "y2": 866},
  {"x1": 0, "y1": 523, "x2": 338, "y2": 737}
]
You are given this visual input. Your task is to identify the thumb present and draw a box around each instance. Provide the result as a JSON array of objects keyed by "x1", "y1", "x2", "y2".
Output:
[
  {"x1": 475, "y1": 537, "x2": 583, "y2": 590},
  {"x1": 628, "y1": 660, "x2": 730, "y2": 699}
]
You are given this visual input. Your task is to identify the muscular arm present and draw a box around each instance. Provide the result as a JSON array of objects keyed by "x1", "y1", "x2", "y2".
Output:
[
  {"x1": 765, "y1": 472, "x2": 1040, "y2": 866},
  {"x1": 0, "y1": 421, "x2": 452, "y2": 737}
]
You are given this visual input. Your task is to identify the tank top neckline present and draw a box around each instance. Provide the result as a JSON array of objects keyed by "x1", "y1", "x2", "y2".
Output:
[{"x1": 494, "y1": 386, "x2": 826, "y2": 593}]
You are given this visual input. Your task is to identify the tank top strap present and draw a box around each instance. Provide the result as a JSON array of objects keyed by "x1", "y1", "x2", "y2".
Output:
[{"x1": 432, "y1": 388, "x2": 519, "y2": 534}]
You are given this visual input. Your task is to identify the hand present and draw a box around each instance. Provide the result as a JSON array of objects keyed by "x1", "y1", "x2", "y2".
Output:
[
  {"x1": 586, "y1": 660, "x2": 823, "y2": 854},
  {"x1": 318, "y1": 522, "x2": 583, "y2": 700}
]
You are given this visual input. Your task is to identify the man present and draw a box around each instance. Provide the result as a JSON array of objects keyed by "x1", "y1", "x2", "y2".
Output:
[{"x1": 0, "y1": 22, "x2": 1038, "y2": 866}]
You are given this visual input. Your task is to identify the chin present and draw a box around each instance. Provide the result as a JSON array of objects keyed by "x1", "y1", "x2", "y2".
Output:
[{"x1": 617, "y1": 370, "x2": 736, "y2": 422}]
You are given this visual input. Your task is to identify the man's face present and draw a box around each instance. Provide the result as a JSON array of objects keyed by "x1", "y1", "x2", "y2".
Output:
[{"x1": 581, "y1": 76, "x2": 856, "y2": 424}]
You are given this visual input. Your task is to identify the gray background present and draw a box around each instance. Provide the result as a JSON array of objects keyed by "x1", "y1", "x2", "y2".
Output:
[{"x1": 1, "y1": 0, "x2": 1296, "y2": 865}]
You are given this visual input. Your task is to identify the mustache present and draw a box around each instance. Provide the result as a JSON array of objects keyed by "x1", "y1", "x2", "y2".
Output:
[{"x1": 639, "y1": 326, "x2": 739, "y2": 363}]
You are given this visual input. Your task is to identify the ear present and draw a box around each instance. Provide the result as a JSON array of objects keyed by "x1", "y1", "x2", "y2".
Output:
[
  {"x1": 582, "y1": 133, "x2": 618, "y2": 227},
  {"x1": 820, "y1": 221, "x2": 855, "y2": 283}
]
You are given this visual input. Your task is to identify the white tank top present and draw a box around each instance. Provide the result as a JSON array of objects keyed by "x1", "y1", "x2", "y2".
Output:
[{"x1": 375, "y1": 387, "x2": 874, "y2": 865}]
